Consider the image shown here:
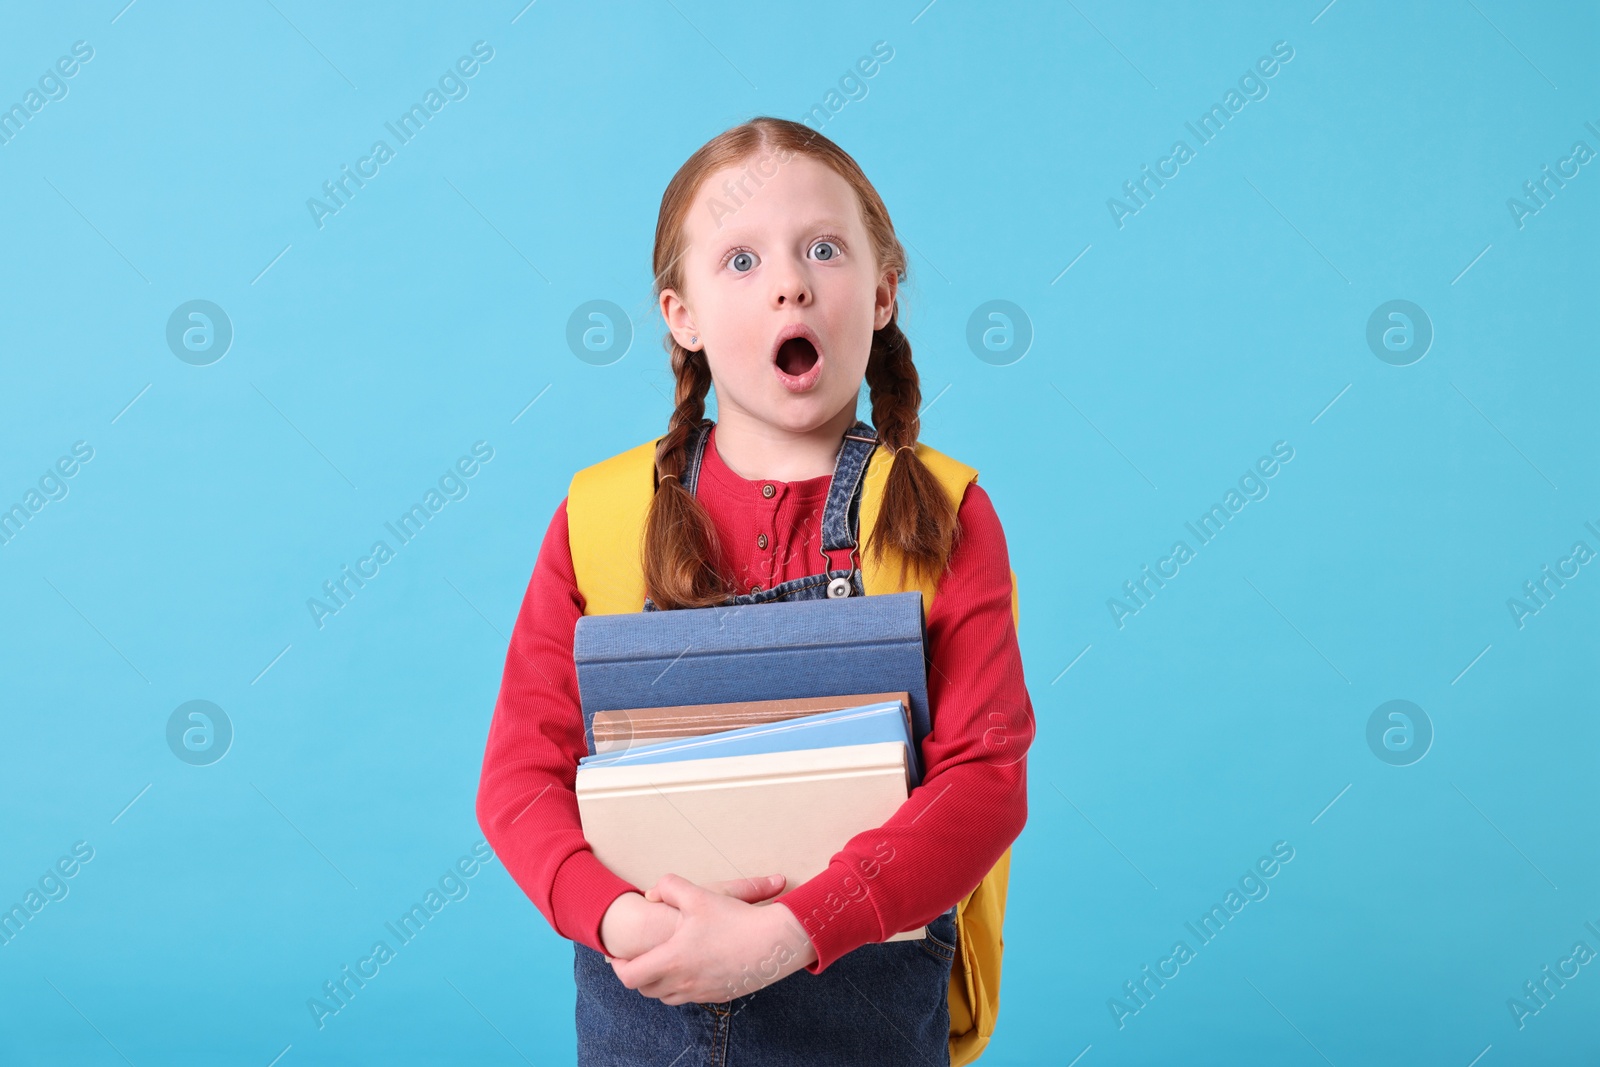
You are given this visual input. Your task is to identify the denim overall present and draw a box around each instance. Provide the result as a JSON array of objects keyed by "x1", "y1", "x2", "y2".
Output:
[{"x1": 574, "y1": 418, "x2": 958, "y2": 1067}]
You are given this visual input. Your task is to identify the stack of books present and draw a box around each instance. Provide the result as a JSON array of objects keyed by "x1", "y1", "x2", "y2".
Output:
[{"x1": 572, "y1": 591, "x2": 932, "y2": 942}]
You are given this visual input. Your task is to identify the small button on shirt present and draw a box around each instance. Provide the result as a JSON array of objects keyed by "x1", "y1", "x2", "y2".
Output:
[{"x1": 697, "y1": 427, "x2": 833, "y2": 596}]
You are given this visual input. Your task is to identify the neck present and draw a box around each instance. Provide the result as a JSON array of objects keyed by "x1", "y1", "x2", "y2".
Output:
[{"x1": 710, "y1": 402, "x2": 859, "y2": 482}]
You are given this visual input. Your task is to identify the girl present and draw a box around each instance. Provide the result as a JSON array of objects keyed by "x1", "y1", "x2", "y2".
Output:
[{"x1": 476, "y1": 116, "x2": 1034, "y2": 1065}]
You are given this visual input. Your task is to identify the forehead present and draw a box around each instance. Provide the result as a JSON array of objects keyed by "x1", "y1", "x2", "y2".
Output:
[{"x1": 684, "y1": 154, "x2": 865, "y2": 244}]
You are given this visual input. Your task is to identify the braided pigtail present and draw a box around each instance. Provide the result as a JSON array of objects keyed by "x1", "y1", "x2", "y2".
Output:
[
  {"x1": 640, "y1": 339, "x2": 734, "y2": 610},
  {"x1": 863, "y1": 315, "x2": 962, "y2": 588}
]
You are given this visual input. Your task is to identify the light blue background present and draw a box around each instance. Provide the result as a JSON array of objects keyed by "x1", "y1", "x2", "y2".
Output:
[{"x1": 2, "y1": 1, "x2": 1596, "y2": 1064}]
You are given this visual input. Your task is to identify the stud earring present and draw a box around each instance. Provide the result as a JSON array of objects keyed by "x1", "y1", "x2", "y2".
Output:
[{"x1": 690, "y1": 336, "x2": 698, "y2": 346}]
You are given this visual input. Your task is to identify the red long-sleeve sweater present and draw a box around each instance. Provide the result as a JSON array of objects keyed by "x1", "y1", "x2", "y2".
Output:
[{"x1": 475, "y1": 425, "x2": 1034, "y2": 974}]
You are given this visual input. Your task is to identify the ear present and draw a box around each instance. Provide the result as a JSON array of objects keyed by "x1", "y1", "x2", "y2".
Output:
[
  {"x1": 872, "y1": 267, "x2": 898, "y2": 331},
  {"x1": 660, "y1": 287, "x2": 700, "y2": 351}
]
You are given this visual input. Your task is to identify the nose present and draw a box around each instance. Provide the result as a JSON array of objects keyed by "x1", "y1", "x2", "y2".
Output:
[{"x1": 770, "y1": 259, "x2": 811, "y2": 308}]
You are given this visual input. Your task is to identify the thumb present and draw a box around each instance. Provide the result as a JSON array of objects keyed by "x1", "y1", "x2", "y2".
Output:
[{"x1": 708, "y1": 873, "x2": 787, "y2": 903}]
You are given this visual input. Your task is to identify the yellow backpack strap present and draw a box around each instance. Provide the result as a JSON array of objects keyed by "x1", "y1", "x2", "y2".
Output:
[{"x1": 567, "y1": 437, "x2": 659, "y2": 617}]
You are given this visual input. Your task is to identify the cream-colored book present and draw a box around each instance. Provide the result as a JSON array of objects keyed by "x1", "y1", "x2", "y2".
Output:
[{"x1": 576, "y1": 740, "x2": 925, "y2": 942}]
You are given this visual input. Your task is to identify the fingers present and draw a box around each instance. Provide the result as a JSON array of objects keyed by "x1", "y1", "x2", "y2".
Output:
[
  {"x1": 650, "y1": 872, "x2": 701, "y2": 909},
  {"x1": 640, "y1": 974, "x2": 693, "y2": 1003},
  {"x1": 617, "y1": 960, "x2": 674, "y2": 994},
  {"x1": 612, "y1": 938, "x2": 674, "y2": 992},
  {"x1": 615, "y1": 955, "x2": 716, "y2": 1006}
]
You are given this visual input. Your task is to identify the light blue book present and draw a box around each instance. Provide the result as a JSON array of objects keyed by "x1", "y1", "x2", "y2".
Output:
[{"x1": 576, "y1": 701, "x2": 913, "y2": 774}]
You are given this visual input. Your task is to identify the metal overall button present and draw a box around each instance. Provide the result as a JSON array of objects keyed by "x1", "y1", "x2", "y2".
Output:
[{"x1": 827, "y1": 575, "x2": 852, "y2": 599}]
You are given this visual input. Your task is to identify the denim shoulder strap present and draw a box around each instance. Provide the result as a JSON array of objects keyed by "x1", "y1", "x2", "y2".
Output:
[{"x1": 818, "y1": 420, "x2": 878, "y2": 572}]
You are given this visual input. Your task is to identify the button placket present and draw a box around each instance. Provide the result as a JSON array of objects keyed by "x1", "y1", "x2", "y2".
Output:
[{"x1": 753, "y1": 481, "x2": 782, "y2": 591}]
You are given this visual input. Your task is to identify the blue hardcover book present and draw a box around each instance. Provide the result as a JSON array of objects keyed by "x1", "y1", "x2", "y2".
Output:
[
  {"x1": 576, "y1": 701, "x2": 913, "y2": 773},
  {"x1": 573, "y1": 590, "x2": 932, "y2": 787}
]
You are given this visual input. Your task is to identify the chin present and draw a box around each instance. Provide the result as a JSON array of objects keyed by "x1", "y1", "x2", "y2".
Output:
[
  {"x1": 757, "y1": 397, "x2": 841, "y2": 432},
  {"x1": 793, "y1": 392, "x2": 862, "y2": 423}
]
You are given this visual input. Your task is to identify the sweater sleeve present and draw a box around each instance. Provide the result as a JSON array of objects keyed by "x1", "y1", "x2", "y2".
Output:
[
  {"x1": 775, "y1": 481, "x2": 1035, "y2": 973},
  {"x1": 475, "y1": 496, "x2": 641, "y2": 956}
]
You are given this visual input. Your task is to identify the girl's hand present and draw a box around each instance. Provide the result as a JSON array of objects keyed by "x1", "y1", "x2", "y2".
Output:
[
  {"x1": 609, "y1": 873, "x2": 819, "y2": 1005},
  {"x1": 600, "y1": 873, "x2": 788, "y2": 962}
]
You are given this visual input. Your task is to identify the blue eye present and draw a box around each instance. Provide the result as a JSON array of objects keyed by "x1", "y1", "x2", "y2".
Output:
[
  {"x1": 811, "y1": 240, "x2": 839, "y2": 261},
  {"x1": 729, "y1": 250, "x2": 758, "y2": 272}
]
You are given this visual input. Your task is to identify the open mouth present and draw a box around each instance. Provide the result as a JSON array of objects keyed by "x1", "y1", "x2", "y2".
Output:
[
  {"x1": 775, "y1": 335, "x2": 820, "y2": 377},
  {"x1": 771, "y1": 325, "x2": 825, "y2": 392}
]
